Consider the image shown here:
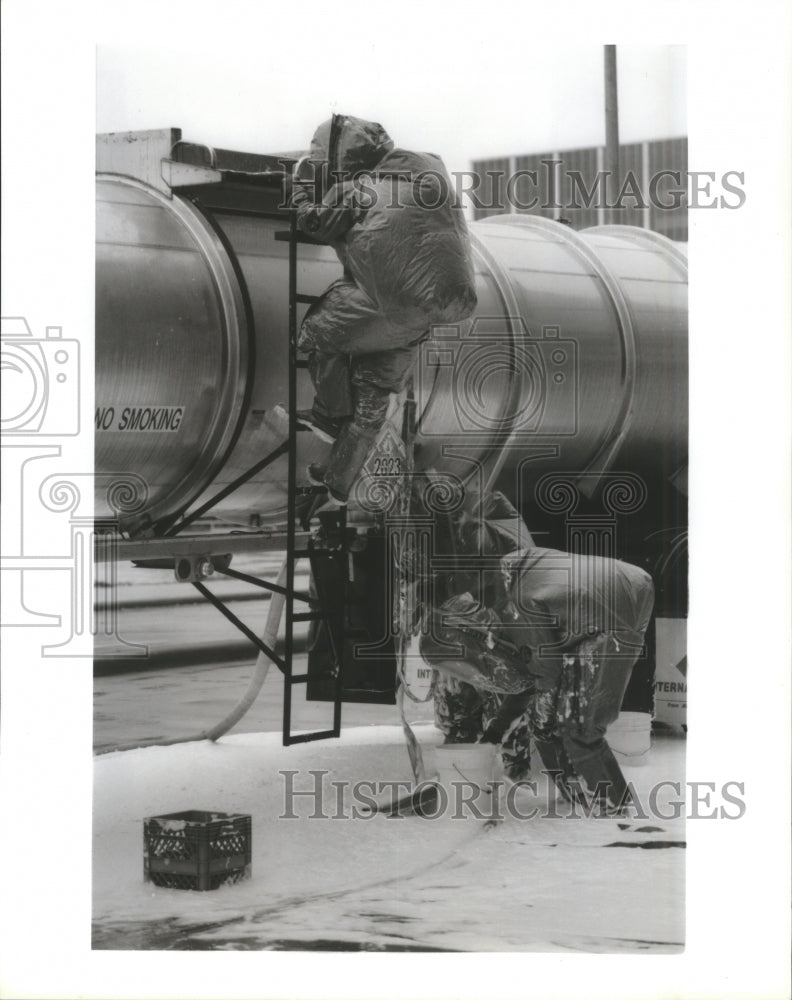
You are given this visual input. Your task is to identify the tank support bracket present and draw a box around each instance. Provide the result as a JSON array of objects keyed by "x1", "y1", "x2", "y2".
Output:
[{"x1": 164, "y1": 439, "x2": 289, "y2": 536}]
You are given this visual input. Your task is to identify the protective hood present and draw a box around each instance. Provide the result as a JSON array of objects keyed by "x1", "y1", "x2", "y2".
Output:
[
  {"x1": 298, "y1": 114, "x2": 477, "y2": 347},
  {"x1": 310, "y1": 115, "x2": 394, "y2": 175}
]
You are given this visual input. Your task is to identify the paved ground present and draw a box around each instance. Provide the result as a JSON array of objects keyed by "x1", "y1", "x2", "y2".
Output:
[{"x1": 94, "y1": 550, "x2": 432, "y2": 752}]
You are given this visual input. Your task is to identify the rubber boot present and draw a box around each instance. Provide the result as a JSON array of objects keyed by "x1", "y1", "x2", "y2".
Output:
[
  {"x1": 321, "y1": 422, "x2": 379, "y2": 502},
  {"x1": 555, "y1": 732, "x2": 633, "y2": 815},
  {"x1": 322, "y1": 385, "x2": 390, "y2": 501}
]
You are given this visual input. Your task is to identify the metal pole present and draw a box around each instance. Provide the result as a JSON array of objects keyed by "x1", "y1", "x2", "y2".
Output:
[{"x1": 604, "y1": 45, "x2": 620, "y2": 223}]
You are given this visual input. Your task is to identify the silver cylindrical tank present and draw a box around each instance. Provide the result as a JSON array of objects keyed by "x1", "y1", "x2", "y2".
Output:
[
  {"x1": 416, "y1": 216, "x2": 688, "y2": 494},
  {"x1": 95, "y1": 174, "x2": 687, "y2": 534}
]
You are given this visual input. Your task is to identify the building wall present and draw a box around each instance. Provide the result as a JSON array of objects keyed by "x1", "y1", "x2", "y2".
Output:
[{"x1": 472, "y1": 136, "x2": 688, "y2": 241}]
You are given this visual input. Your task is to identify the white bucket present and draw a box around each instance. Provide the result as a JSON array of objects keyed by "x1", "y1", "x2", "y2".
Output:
[
  {"x1": 606, "y1": 711, "x2": 652, "y2": 766},
  {"x1": 431, "y1": 742, "x2": 497, "y2": 790}
]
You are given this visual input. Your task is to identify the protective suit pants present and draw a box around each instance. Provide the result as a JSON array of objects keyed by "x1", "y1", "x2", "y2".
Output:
[
  {"x1": 298, "y1": 278, "x2": 424, "y2": 500},
  {"x1": 529, "y1": 633, "x2": 645, "y2": 813},
  {"x1": 433, "y1": 676, "x2": 534, "y2": 781},
  {"x1": 433, "y1": 628, "x2": 652, "y2": 814}
]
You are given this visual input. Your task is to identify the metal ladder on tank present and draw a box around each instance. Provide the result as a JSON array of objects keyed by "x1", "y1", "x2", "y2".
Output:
[
  {"x1": 153, "y1": 203, "x2": 349, "y2": 747},
  {"x1": 272, "y1": 208, "x2": 349, "y2": 745}
]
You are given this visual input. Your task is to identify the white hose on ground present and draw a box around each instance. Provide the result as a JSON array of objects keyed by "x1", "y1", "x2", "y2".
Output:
[
  {"x1": 101, "y1": 556, "x2": 289, "y2": 753},
  {"x1": 200, "y1": 556, "x2": 288, "y2": 742}
]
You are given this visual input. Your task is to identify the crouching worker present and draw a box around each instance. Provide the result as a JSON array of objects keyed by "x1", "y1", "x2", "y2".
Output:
[
  {"x1": 421, "y1": 544, "x2": 655, "y2": 816},
  {"x1": 429, "y1": 490, "x2": 537, "y2": 785},
  {"x1": 287, "y1": 114, "x2": 477, "y2": 504}
]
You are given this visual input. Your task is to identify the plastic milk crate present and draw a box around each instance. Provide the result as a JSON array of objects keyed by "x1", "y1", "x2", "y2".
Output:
[{"x1": 143, "y1": 810, "x2": 252, "y2": 891}]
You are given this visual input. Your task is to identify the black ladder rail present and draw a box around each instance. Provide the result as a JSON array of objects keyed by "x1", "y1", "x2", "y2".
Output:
[
  {"x1": 280, "y1": 207, "x2": 347, "y2": 746},
  {"x1": 283, "y1": 205, "x2": 300, "y2": 745}
]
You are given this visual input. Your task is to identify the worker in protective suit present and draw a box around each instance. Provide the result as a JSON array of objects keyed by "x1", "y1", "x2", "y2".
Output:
[
  {"x1": 421, "y1": 493, "x2": 655, "y2": 816},
  {"x1": 428, "y1": 490, "x2": 535, "y2": 781},
  {"x1": 289, "y1": 114, "x2": 477, "y2": 503}
]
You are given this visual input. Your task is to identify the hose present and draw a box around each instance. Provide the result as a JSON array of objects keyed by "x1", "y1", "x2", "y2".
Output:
[
  {"x1": 201, "y1": 557, "x2": 288, "y2": 741},
  {"x1": 99, "y1": 556, "x2": 289, "y2": 754}
]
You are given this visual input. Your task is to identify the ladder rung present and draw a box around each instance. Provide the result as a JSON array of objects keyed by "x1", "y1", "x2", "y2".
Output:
[
  {"x1": 289, "y1": 673, "x2": 310, "y2": 683},
  {"x1": 274, "y1": 231, "x2": 325, "y2": 246},
  {"x1": 295, "y1": 359, "x2": 310, "y2": 369},
  {"x1": 285, "y1": 728, "x2": 340, "y2": 745},
  {"x1": 295, "y1": 293, "x2": 320, "y2": 305}
]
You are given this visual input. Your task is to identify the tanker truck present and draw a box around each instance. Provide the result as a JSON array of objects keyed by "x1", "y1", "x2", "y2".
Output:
[{"x1": 95, "y1": 128, "x2": 687, "y2": 731}]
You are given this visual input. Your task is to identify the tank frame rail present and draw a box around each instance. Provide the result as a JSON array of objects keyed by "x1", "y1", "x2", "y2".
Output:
[{"x1": 93, "y1": 530, "x2": 306, "y2": 564}]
